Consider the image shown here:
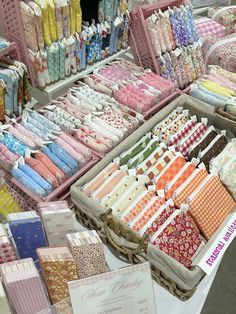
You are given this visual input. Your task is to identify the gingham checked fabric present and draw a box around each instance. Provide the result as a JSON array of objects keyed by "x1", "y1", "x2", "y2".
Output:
[
  {"x1": 136, "y1": 146, "x2": 167, "y2": 175},
  {"x1": 147, "y1": 150, "x2": 175, "y2": 183},
  {"x1": 155, "y1": 156, "x2": 186, "y2": 190},
  {"x1": 188, "y1": 175, "x2": 235, "y2": 240},
  {"x1": 0, "y1": 259, "x2": 50, "y2": 314},
  {"x1": 195, "y1": 17, "x2": 225, "y2": 39},
  {"x1": 121, "y1": 192, "x2": 155, "y2": 224},
  {"x1": 178, "y1": 123, "x2": 208, "y2": 158},
  {"x1": 168, "y1": 120, "x2": 197, "y2": 147},
  {"x1": 173, "y1": 168, "x2": 208, "y2": 208},
  {"x1": 165, "y1": 162, "x2": 196, "y2": 200},
  {"x1": 130, "y1": 197, "x2": 165, "y2": 232}
]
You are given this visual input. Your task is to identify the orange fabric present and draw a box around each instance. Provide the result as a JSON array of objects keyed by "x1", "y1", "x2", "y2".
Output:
[
  {"x1": 165, "y1": 163, "x2": 196, "y2": 200},
  {"x1": 131, "y1": 197, "x2": 165, "y2": 232},
  {"x1": 121, "y1": 192, "x2": 155, "y2": 224},
  {"x1": 155, "y1": 156, "x2": 186, "y2": 190},
  {"x1": 174, "y1": 168, "x2": 208, "y2": 208},
  {"x1": 188, "y1": 176, "x2": 235, "y2": 240}
]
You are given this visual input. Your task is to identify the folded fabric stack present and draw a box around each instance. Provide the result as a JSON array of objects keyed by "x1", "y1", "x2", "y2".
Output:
[
  {"x1": 37, "y1": 201, "x2": 76, "y2": 246},
  {"x1": 82, "y1": 58, "x2": 177, "y2": 114},
  {"x1": 208, "y1": 5, "x2": 236, "y2": 34},
  {"x1": 37, "y1": 246, "x2": 78, "y2": 304},
  {"x1": 81, "y1": 106, "x2": 235, "y2": 267},
  {"x1": 0, "y1": 258, "x2": 50, "y2": 314},
  {"x1": 0, "y1": 279, "x2": 11, "y2": 314},
  {"x1": 210, "y1": 141, "x2": 236, "y2": 201},
  {"x1": 20, "y1": 0, "x2": 129, "y2": 88},
  {"x1": 195, "y1": 16, "x2": 225, "y2": 39},
  {"x1": 0, "y1": 106, "x2": 95, "y2": 198},
  {"x1": 0, "y1": 224, "x2": 17, "y2": 264},
  {"x1": 7, "y1": 211, "x2": 47, "y2": 269},
  {"x1": 144, "y1": 4, "x2": 205, "y2": 88},
  {"x1": 0, "y1": 175, "x2": 22, "y2": 219},
  {"x1": 189, "y1": 66, "x2": 236, "y2": 117},
  {"x1": 67, "y1": 230, "x2": 109, "y2": 278},
  {"x1": 0, "y1": 37, "x2": 10, "y2": 50},
  {"x1": 203, "y1": 34, "x2": 236, "y2": 73},
  {"x1": 0, "y1": 57, "x2": 31, "y2": 120}
]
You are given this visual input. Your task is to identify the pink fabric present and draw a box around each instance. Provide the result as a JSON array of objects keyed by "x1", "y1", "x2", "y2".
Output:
[
  {"x1": 25, "y1": 157, "x2": 59, "y2": 188},
  {"x1": 195, "y1": 17, "x2": 225, "y2": 39},
  {"x1": 59, "y1": 132, "x2": 91, "y2": 160},
  {"x1": 55, "y1": 137, "x2": 86, "y2": 165}
]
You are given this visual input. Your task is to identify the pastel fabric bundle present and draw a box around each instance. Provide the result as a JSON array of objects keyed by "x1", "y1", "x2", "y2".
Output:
[
  {"x1": 38, "y1": 201, "x2": 76, "y2": 246},
  {"x1": 190, "y1": 66, "x2": 236, "y2": 110},
  {"x1": 0, "y1": 227, "x2": 17, "y2": 264},
  {"x1": 210, "y1": 141, "x2": 236, "y2": 200},
  {"x1": 208, "y1": 5, "x2": 236, "y2": 34},
  {"x1": 195, "y1": 17, "x2": 225, "y2": 39},
  {"x1": 0, "y1": 258, "x2": 50, "y2": 314},
  {"x1": 204, "y1": 34, "x2": 236, "y2": 73}
]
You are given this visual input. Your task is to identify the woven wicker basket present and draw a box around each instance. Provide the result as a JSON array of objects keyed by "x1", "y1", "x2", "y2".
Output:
[
  {"x1": 71, "y1": 94, "x2": 236, "y2": 301},
  {"x1": 74, "y1": 206, "x2": 201, "y2": 301}
]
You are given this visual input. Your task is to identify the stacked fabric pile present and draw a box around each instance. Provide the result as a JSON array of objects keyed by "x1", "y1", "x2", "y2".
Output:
[
  {"x1": 82, "y1": 58, "x2": 178, "y2": 115},
  {"x1": 20, "y1": 0, "x2": 130, "y2": 88},
  {"x1": 0, "y1": 58, "x2": 31, "y2": 120},
  {"x1": 190, "y1": 66, "x2": 236, "y2": 119},
  {"x1": 81, "y1": 106, "x2": 236, "y2": 268},
  {"x1": 145, "y1": 4, "x2": 206, "y2": 88},
  {"x1": 0, "y1": 212, "x2": 108, "y2": 313},
  {"x1": 0, "y1": 109, "x2": 93, "y2": 198}
]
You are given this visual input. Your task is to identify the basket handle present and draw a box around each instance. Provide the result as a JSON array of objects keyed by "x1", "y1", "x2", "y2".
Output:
[{"x1": 100, "y1": 209, "x2": 149, "y2": 258}]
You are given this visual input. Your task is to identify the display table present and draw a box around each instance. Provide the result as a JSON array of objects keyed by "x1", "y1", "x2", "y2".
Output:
[{"x1": 75, "y1": 220, "x2": 219, "y2": 314}]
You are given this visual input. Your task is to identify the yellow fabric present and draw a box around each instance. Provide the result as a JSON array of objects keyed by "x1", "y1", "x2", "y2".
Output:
[
  {"x1": 47, "y1": 0, "x2": 57, "y2": 42},
  {"x1": 0, "y1": 83, "x2": 5, "y2": 122},
  {"x1": 75, "y1": 0, "x2": 82, "y2": 33},
  {"x1": 35, "y1": 0, "x2": 52, "y2": 46},
  {"x1": 201, "y1": 80, "x2": 235, "y2": 97},
  {"x1": 0, "y1": 183, "x2": 22, "y2": 219},
  {"x1": 120, "y1": 0, "x2": 127, "y2": 15},
  {"x1": 69, "y1": 0, "x2": 76, "y2": 35}
]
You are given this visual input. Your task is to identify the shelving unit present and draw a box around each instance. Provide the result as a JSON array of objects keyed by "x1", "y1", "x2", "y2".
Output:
[{"x1": 31, "y1": 48, "x2": 132, "y2": 104}]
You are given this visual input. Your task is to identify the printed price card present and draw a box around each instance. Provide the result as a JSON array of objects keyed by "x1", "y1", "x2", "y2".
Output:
[{"x1": 68, "y1": 262, "x2": 156, "y2": 314}]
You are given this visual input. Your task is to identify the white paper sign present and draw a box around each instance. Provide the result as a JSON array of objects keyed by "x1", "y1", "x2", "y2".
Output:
[
  {"x1": 68, "y1": 262, "x2": 156, "y2": 314},
  {"x1": 192, "y1": 213, "x2": 236, "y2": 275}
]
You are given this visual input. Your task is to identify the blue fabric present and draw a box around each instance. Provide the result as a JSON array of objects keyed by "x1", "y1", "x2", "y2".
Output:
[
  {"x1": 48, "y1": 143, "x2": 79, "y2": 173},
  {"x1": 0, "y1": 133, "x2": 29, "y2": 156},
  {"x1": 9, "y1": 217, "x2": 47, "y2": 269},
  {"x1": 41, "y1": 146, "x2": 73, "y2": 177},
  {"x1": 19, "y1": 164, "x2": 52, "y2": 195},
  {"x1": 11, "y1": 168, "x2": 47, "y2": 198}
]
